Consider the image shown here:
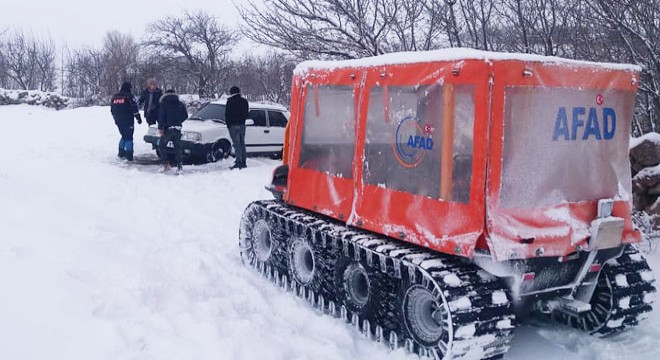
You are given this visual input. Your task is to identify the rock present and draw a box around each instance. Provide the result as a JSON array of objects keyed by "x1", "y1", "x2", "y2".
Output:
[
  {"x1": 630, "y1": 137, "x2": 660, "y2": 168},
  {"x1": 632, "y1": 161, "x2": 646, "y2": 175},
  {"x1": 649, "y1": 183, "x2": 660, "y2": 195},
  {"x1": 633, "y1": 167, "x2": 660, "y2": 194}
]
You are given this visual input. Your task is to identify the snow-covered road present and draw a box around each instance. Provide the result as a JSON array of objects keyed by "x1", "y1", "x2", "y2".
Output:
[{"x1": 0, "y1": 105, "x2": 658, "y2": 360}]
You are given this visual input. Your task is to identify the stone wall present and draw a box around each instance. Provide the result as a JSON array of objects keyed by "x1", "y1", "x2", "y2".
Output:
[
  {"x1": 0, "y1": 88, "x2": 207, "y2": 113},
  {"x1": 0, "y1": 89, "x2": 75, "y2": 110}
]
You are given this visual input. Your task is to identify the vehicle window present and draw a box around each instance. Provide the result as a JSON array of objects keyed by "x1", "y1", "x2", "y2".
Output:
[
  {"x1": 191, "y1": 104, "x2": 225, "y2": 122},
  {"x1": 299, "y1": 85, "x2": 355, "y2": 178},
  {"x1": 363, "y1": 84, "x2": 474, "y2": 202},
  {"x1": 500, "y1": 87, "x2": 633, "y2": 208},
  {"x1": 248, "y1": 110, "x2": 268, "y2": 126},
  {"x1": 268, "y1": 111, "x2": 288, "y2": 127}
]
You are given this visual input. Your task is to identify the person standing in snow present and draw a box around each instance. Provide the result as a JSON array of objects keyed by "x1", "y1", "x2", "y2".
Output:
[
  {"x1": 110, "y1": 82, "x2": 142, "y2": 161},
  {"x1": 225, "y1": 86, "x2": 249, "y2": 169},
  {"x1": 138, "y1": 78, "x2": 163, "y2": 126},
  {"x1": 158, "y1": 89, "x2": 188, "y2": 173}
]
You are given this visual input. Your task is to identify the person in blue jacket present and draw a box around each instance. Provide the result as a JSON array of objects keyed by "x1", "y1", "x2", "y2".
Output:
[
  {"x1": 158, "y1": 89, "x2": 188, "y2": 173},
  {"x1": 110, "y1": 82, "x2": 141, "y2": 161}
]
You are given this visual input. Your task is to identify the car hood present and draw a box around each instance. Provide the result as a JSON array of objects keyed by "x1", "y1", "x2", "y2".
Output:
[{"x1": 182, "y1": 120, "x2": 227, "y2": 133}]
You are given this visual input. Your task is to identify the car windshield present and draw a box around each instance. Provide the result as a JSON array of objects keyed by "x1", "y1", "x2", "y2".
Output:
[{"x1": 189, "y1": 104, "x2": 225, "y2": 123}]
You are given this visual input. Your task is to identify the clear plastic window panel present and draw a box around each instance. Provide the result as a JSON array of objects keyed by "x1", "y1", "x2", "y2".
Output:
[
  {"x1": 500, "y1": 87, "x2": 634, "y2": 208},
  {"x1": 362, "y1": 84, "x2": 473, "y2": 201},
  {"x1": 298, "y1": 85, "x2": 356, "y2": 178},
  {"x1": 452, "y1": 86, "x2": 475, "y2": 203}
]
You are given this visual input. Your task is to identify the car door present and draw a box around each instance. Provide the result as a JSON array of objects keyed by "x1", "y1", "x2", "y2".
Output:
[
  {"x1": 267, "y1": 110, "x2": 288, "y2": 152},
  {"x1": 245, "y1": 109, "x2": 271, "y2": 153}
]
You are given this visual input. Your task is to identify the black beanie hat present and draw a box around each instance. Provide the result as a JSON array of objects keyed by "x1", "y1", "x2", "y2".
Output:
[
  {"x1": 230, "y1": 86, "x2": 240, "y2": 95},
  {"x1": 120, "y1": 82, "x2": 132, "y2": 92}
]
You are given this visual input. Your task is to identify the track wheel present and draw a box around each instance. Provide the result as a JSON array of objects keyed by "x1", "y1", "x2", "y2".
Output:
[
  {"x1": 343, "y1": 263, "x2": 371, "y2": 310},
  {"x1": 401, "y1": 282, "x2": 452, "y2": 351},
  {"x1": 239, "y1": 202, "x2": 287, "y2": 275},
  {"x1": 289, "y1": 236, "x2": 316, "y2": 285},
  {"x1": 554, "y1": 245, "x2": 656, "y2": 336},
  {"x1": 335, "y1": 257, "x2": 378, "y2": 317}
]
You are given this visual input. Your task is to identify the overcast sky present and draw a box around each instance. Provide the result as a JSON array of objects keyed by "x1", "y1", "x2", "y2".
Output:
[{"x1": 2, "y1": 0, "x2": 262, "y2": 52}]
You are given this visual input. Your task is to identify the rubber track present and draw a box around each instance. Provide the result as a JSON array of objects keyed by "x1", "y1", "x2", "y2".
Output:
[
  {"x1": 552, "y1": 245, "x2": 656, "y2": 336},
  {"x1": 240, "y1": 200, "x2": 515, "y2": 359}
]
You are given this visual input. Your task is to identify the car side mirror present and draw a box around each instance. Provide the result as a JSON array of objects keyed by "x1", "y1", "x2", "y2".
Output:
[{"x1": 245, "y1": 119, "x2": 255, "y2": 126}]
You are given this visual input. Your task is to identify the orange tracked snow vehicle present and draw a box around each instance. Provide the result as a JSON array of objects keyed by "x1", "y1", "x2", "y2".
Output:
[{"x1": 239, "y1": 49, "x2": 656, "y2": 359}]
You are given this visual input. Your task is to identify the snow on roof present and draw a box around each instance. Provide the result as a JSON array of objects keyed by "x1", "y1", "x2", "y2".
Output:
[
  {"x1": 210, "y1": 98, "x2": 288, "y2": 111},
  {"x1": 630, "y1": 132, "x2": 660, "y2": 150},
  {"x1": 294, "y1": 48, "x2": 641, "y2": 75}
]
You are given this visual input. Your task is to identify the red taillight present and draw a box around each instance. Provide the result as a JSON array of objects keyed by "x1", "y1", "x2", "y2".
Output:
[
  {"x1": 522, "y1": 272, "x2": 536, "y2": 281},
  {"x1": 589, "y1": 264, "x2": 602, "y2": 273}
]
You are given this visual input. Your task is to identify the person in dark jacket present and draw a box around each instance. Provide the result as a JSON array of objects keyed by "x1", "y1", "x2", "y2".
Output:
[
  {"x1": 110, "y1": 82, "x2": 142, "y2": 161},
  {"x1": 138, "y1": 78, "x2": 163, "y2": 126},
  {"x1": 225, "y1": 86, "x2": 249, "y2": 169},
  {"x1": 158, "y1": 89, "x2": 188, "y2": 173}
]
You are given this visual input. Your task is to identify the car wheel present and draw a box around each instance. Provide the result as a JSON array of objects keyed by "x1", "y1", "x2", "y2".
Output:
[
  {"x1": 271, "y1": 150, "x2": 283, "y2": 160},
  {"x1": 206, "y1": 140, "x2": 231, "y2": 163}
]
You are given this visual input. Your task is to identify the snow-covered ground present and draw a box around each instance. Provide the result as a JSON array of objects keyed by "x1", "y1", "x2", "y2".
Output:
[{"x1": 0, "y1": 105, "x2": 658, "y2": 360}]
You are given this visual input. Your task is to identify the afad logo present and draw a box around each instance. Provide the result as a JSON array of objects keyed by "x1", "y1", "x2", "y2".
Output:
[
  {"x1": 552, "y1": 94, "x2": 616, "y2": 141},
  {"x1": 392, "y1": 116, "x2": 434, "y2": 168}
]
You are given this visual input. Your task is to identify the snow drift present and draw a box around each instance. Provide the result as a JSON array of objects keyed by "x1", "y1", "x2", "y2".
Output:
[{"x1": 0, "y1": 105, "x2": 659, "y2": 360}]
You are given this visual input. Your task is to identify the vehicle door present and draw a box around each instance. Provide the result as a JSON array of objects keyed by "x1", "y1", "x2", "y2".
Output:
[
  {"x1": 245, "y1": 108, "x2": 271, "y2": 153},
  {"x1": 267, "y1": 110, "x2": 289, "y2": 152}
]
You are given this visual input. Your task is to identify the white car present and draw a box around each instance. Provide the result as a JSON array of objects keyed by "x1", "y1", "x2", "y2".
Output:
[{"x1": 144, "y1": 100, "x2": 289, "y2": 162}]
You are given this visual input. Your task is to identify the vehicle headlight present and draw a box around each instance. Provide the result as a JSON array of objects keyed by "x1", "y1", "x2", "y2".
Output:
[{"x1": 182, "y1": 131, "x2": 202, "y2": 141}]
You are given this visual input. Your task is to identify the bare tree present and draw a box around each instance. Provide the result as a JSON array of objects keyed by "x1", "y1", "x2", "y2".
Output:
[
  {"x1": 442, "y1": 0, "x2": 463, "y2": 47},
  {"x1": 239, "y1": 0, "x2": 465, "y2": 58},
  {"x1": 238, "y1": 0, "x2": 396, "y2": 59},
  {"x1": 383, "y1": 0, "x2": 453, "y2": 51},
  {"x1": 2, "y1": 30, "x2": 37, "y2": 90},
  {"x1": 228, "y1": 52, "x2": 296, "y2": 103},
  {"x1": 34, "y1": 36, "x2": 57, "y2": 91},
  {"x1": 495, "y1": 0, "x2": 534, "y2": 53},
  {"x1": 145, "y1": 10, "x2": 237, "y2": 96},
  {"x1": 0, "y1": 29, "x2": 8, "y2": 88},
  {"x1": 0, "y1": 29, "x2": 57, "y2": 91},
  {"x1": 65, "y1": 46, "x2": 108, "y2": 97},
  {"x1": 103, "y1": 31, "x2": 140, "y2": 94},
  {"x1": 586, "y1": 0, "x2": 660, "y2": 132},
  {"x1": 457, "y1": 0, "x2": 497, "y2": 50},
  {"x1": 495, "y1": 0, "x2": 578, "y2": 56}
]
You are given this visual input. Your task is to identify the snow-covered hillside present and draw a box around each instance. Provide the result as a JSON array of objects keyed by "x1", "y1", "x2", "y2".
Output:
[{"x1": 0, "y1": 105, "x2": 659, "y2": 360}]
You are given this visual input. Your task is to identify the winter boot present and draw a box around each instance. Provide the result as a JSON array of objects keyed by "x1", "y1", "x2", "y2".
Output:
[
  {"x1": 125, "y1": 151, "x2": 134, "y2": 161},
  {"x1": 118, "y1": 148, "x2": 126, "y2": 159},
  {"x1": 175, "y1": 166, "x2": 183, "y2": 175},
  {"x1": 158, "y1": 164, "x2": 171, "y2": 173}
]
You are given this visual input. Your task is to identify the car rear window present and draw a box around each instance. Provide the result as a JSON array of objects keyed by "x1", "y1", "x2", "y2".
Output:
[
  {"x1": 248, "y1": 110, "x2": 268, "y2": 126},
  {"x1": 268, "y1": 111, "x2": 288, "y2": 127}
]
